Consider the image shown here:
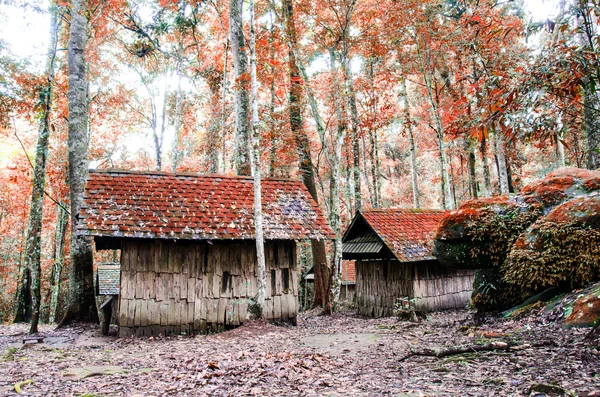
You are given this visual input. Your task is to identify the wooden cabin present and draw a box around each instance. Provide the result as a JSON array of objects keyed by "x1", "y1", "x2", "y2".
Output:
[
  {"x1": 342, "y1": 209, "x2": 474, "y2": 317},
  {"x1": 78, "y1": 170, "x2": 334, "y2": 337}
]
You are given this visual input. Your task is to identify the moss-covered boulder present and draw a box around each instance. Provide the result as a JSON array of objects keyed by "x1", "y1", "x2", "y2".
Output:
[
  {"x1": 433, "y1": 196, "x2": 542, "y2": 270},
  {"x1": 434, "y1": 167, "x2": 600, "y2": 312},
  {"x1": 504, "y1": 196, "x2": 600, "y2": 295}
]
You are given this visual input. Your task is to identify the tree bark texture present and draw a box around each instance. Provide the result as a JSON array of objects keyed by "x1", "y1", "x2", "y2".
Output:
[
  {"x1": 282, "y1": 0, "x2": 329, "y2": 309},
  {"x1": 418, "y1": 40, "x2": 452, "y2": 209},
  {"x1": 205, "y1": 68, "x2": 222, "y2": 174},
  {"x1": 495, "y1": 132, "x2": 510, "y2": 194},
  {"x1": 329, "y1": 50, "x2": 345, "y2": 312},
  {"x1": 49, "y1": 201, "x2": 68, "y2": 324},
  {"x1": 480, "y1": 135, "x2": 492, "y2": 197},
  {"x1": 230, "y1": 0, "x2": 250, "y2": 176},
  {"x1": 248, "y1": 0, "x2": 266, "y2": 317},
  {"x1": 60, "y1": 0, "x2": 99, "y2": 326},
  {"x1": 14, "y1": 4, "x2": 59, "y2": 332},
  {"x1": 465, "y1": 139, "x2": 478, "y2": 199},
  {"x1": 399, "y1": 73, "x2": 420, "y2": 208},
  {"x1": 341, "y1": 54, "x2": 361, "y2": 212},
  {"x1": 171, "y1": 61, "x2": 184, "y2": 173}
]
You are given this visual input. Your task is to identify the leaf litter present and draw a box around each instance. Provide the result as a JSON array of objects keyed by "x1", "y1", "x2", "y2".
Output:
[{"x1": 0, "y1": 309, "x2": 599, "y2": 396}]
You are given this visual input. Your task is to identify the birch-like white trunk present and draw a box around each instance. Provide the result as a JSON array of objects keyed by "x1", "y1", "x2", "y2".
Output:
[
  {"x1": 249, "y1": 0, "x2": 266, "y2": 317},
  {"x1": 171, "y1": 60, "x2": 184, "y2": 173},
  {"x1": 60, "y1": 0, "x2": 99, "y2": 326},
  {"x1": 495, "y1": 132, "x2": 510, "y2": 194},
  {"x1": 480, "y1": 135, "x2": 492, "y2": 197},
  {"x1": 230, "y1": 0, "x2": 250, "y2": 176},
  {"x1": 341, "y1": 54, "x2": 361, "y2": 212},
  {"x1": 329, "y1": 50, "x2": 344, "y2": 311}
]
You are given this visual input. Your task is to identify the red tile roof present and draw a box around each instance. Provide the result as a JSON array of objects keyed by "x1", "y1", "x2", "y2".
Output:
[
  {"x1": 358, "y1": 209, "x2": 447, "y2": 262},
  {"x1": 78, "y1": 170, "x2": 334, "y2": 241}
]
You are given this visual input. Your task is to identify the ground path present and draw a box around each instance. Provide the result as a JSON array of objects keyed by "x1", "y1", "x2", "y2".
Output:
[{"x1": 1, "y1": 310, "x2": 598, "y2": 396}]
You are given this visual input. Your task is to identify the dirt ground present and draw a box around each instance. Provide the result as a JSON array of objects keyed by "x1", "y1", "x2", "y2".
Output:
[{"x1": 1, "y1": 309, "x2": 599, "y2": 396}]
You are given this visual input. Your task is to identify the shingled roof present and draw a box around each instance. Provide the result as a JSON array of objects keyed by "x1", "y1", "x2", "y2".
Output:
[
  {"x1": 342, "y1": 209, "x2": 447, "y2": 262},
  {"x1": 78, "y1": 170, "x2": 334, "y2": 241}
]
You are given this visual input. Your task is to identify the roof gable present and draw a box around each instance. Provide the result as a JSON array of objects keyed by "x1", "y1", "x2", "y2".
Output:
[
  {"x1": 343, "y1": 209, "x2": 447, "y2": 262},
  {"x1": 78, "y1": 170, "x2": 334, "y2": 241}
]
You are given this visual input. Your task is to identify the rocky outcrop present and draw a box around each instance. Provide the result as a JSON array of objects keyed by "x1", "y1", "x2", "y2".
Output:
[{"x1": 433, "y1": 168, "x2": 600, "y2": 311}]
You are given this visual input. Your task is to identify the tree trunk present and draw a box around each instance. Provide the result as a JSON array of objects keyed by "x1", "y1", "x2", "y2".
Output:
[
  {"x1": 230, "y1": 0, "x2": 250, "y2": 176},
  {"x1": 341, "y1": 53, "x2": 361, "y2": 212},
  {"x1": 399, "y1": 73, "x2": 420, "y2": 208},
  {"x1": 329, "y1": 50, "x2": 345, "y2": 312},
  {"x1": 466, "y1": 139, "x2": 478, "y2": 199},
  {"x1": 495, "y1": 132, "x2": 510, "y2": 194},
  {"x1": 15, "y1": 4, "x2": 59, "y2": 332},
  {"x1": 418, "y1": 40, "x2": 452, "y2": 209},
  {"x1": 282, "y1": 0, "x2": 329, "y2": 309},
  {"x1": 49, "y1": 201, "x2": 68, "y2": 324},
  {"x1": 205, "y1": 70, "x2": 222, "y2": 174},
  {"x1": 220, "y1": 40, "x2": 229, "y2": 173},
  {"x1": 268, "y1": 14, "x2": 277, "y2": 177},
  {"x1": 59, "y1": 0, "x2": 99, "y2": 327},
  {"x1": 480, "y1": 135, "x2": 492, "y2": 197},
  {"x1": 171, "y1": 60, "x2": 184, "y2": 173},
  {"x1": 248, "y1": 0, "x2": 266, "y2": 317}
]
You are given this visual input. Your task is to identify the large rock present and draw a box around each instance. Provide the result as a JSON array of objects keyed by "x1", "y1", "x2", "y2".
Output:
[{"x1": 434, "y1": 167, "x2": 600, "y2": 311}]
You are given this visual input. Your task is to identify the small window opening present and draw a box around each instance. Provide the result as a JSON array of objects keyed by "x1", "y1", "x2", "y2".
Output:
[
  {"x1": 271, "y1": 269, "x2": 276, "y2": 294},
  {"x1": 282, "y1": 268, "x2": 290, "y2": 294},
  {"x1": 222, "y1": 271, "x2": 231, "y2": 293}
]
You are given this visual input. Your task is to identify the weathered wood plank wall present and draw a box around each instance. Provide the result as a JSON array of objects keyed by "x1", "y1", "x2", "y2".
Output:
[
  {"x1": 355, "y1": 260, "x2": 474, "y2": 317},
  {"x1": 118, "y1": 240, "x2": 298, "y2": 337}
]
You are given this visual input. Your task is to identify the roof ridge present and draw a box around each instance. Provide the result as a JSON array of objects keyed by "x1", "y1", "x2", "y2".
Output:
[
  {"x1": 360, "y1": 208, "x2": 446, "y2": 213},
  {"x1": 90, "y1": 168, "x2": 302, "y2": 183}
]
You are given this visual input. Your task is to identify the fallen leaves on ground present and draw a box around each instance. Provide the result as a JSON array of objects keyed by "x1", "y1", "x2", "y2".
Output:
[{"x1": 0, "y1": 310, "x2": 599, "y2": 396}]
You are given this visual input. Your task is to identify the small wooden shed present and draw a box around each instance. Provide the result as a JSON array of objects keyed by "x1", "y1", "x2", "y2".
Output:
[
  {"x1": 78, "y1": 170, "x2": 333, "y2": 337},
  {"x1": 342, "y1": 209, "x2": 474, "y2": 317}
]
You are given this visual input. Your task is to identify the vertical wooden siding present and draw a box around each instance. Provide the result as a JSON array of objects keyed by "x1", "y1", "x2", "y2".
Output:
[
  {"x1": 355, "y1": 260, "x2": 474, "y2": 317},
  {"x1": 118, "y1": 240, "x2": 298, "y2": 337}
]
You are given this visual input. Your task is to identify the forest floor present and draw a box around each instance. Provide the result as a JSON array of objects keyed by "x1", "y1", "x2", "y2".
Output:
[{"x1": 0, "y1": 309, "x2": 599, "y2": 397}]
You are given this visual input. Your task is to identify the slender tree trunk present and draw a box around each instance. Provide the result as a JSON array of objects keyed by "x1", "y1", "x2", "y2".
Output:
[
  {"x1": 268, "y1": 14, "x2": 277, "y2": 177},
  {"x1": 157, "y1": 79, "x2": 169, "y2": 171},
  {"x1": 329, "y1": 50, "x2": 345, "y2": 312},
  {"x1": 59, "y1": 0, "x2": 99, "y2": 327},
  {"x1": 49, "y1": 201, "x2": 68, "y2": 323},
  {"x1": 367, "y1": 59, "x2": 381, "y2": 208},
  {"x1": 171, "y1": 60, "x2": 184, "y2": 173},
  {"x1": 418, "y1": 40, "x2": 452, "y2": 209},
  {"x1": 15, "y1": 4, "x2": 59, "y2": 332},
  {"x1": 480, "y1": 135, "x2": 492, "y2": 197},
  {"x1": 230, "y1": 0, "x2": 250, "y2": 176},
  {"x1": 341, "y1": 53, "x2": 361, "y2": 212},
  {"x1": 556, "y1": 132, "x2": 566, "y2": 168},
  {"x1": 206, "y1": 70, "x2": 222, "y2": 174},
  {"x1": 220, "y1": 40, "x2": 229, "y2": 173},
  {"x1": 495, "y1": 132, "x2": 510, "y2": 194},
  {"x1": 465, "y1": 139, "x2": 478, "y2": 199},
  {"x1": 282, "y1": 0, "x2": 329, "y2": 309},
  {"x1": 248, "y1": 0, "x2": 266, "y2": 317},
  {"x1": 399, "y1": 73, "x2": 420, "y2": 208}
]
